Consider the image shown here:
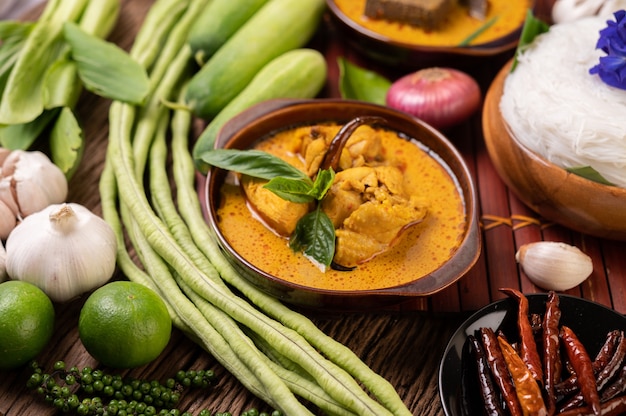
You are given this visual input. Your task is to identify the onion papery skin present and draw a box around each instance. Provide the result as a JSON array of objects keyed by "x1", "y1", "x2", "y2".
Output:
[{"x1": 385, "y1": 67, "x2": 482, "y2": 130}]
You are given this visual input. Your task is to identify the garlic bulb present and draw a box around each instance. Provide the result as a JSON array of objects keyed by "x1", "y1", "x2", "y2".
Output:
[
  {"x1": 0, "y1": 149, "x2": 68, "y2": 239},
  {"x1": 515, "y1": 241, "x2": 593, "y2": 291},
  {"x1": 5, "y1": 203, "x2": 117, "y2": 302}
]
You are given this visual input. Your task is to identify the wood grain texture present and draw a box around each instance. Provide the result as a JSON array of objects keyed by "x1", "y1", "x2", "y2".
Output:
[{"x1": 2, "y1": 0, "x2": 626, "y2": 414}]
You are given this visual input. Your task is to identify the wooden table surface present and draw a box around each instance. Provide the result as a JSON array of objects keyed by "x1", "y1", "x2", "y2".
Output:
[{"x1": 2, "y1": 1, "x2": 626, "y2": 415}]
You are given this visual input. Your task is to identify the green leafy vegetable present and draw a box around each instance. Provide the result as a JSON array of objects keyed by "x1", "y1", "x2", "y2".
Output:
[
  {"x1": 338, "y1": 57, "x2": 391, "y2": 105},
  {"x1": 43, "y1": 58, "x2": 81, "y2": 109},
  {"x1": 308, "y1": 168, "x2": 335, "y2": 200},
  {"x1": 566, "y1": 166, "x2": 614, "y2": 186},
  {"x1": 50, "y1": 107, "x2": 84, "y2": 179},
  {"x1": 264, "y1": 177, "x2": 316, "y2": 203},
  {"x1": 290, "y1": 207, "x2": 336, "y2": 269},
  {"x1": 199, "y1": 148, "x2": 310, "y2": 181},
  {"x1": 63, "y1": 21, "x2": 149, "y2": 104},
  {"x1": 0, "y1": 21, "x2": 34, "y2": 96},
  {"x1": 0, "y1": 109, "x2": 59, "y2": 150},
  {"x1": 0, "y1": 19, "x2": 66, "y2": 125},
  {"x1": 511, "y1": 9, "x2": 550, "y2": 72}
]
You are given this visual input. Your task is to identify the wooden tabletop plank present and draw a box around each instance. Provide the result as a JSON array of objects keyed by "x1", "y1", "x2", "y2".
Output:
[{"x1": 2, "y1": 1, "x2": 626, "y2": 416}]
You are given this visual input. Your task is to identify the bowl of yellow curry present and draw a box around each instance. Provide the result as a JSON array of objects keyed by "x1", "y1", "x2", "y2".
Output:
[
  {"x1": 202, "y1": 99, "x2": 480, "y2": 309},
  {"x1": 326, "y1": 0, "x2": 547, "y2": 67}
]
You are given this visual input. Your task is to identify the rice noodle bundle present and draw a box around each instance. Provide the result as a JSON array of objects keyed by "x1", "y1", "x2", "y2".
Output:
[{"x1": 499, "y1": 16, "x2": 626, "y2": 188}]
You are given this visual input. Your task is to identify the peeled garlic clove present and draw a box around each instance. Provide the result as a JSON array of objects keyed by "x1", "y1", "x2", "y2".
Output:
[
  {"x1": 5, "y1": 203, "x2": 117, "y2": 302},
  {"x1": 515, "y1": 241, "x2": 593, "y2": 291}
]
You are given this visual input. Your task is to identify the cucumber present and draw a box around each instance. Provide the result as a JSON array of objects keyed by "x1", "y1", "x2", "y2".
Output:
[
  {"x1": 185, "y1": 0, "x2": 326, "y2": 120},
  {"x1": 193, "y1": 48, "x2": 327, "y2": 173},
  {"x1": 187, "y1": 0, "x2": 270, "y2": 65}
]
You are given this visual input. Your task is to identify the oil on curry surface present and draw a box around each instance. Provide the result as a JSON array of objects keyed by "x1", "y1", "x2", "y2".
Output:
[{"x1": 216, "y1": 123, "x2": 466, "y2": 291}]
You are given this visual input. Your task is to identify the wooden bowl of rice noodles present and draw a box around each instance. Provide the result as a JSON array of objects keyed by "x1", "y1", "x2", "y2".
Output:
[{"x1": 483, "y1": 15, "x2": 626, "y2": 240}]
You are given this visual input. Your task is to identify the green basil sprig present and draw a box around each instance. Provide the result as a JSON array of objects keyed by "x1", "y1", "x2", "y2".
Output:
[{"x1": 201, "y1": 148, "x2": 337, "y2": 270}]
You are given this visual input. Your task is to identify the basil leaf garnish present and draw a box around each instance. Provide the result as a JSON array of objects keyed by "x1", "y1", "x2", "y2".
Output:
[
  {"x1": 264, "y1": 177, "x2": 316, "y2": 203},
  {"x1": 200, "y1": 149, "x2": 310, "y2": 181},
  {"x1": 203, "y1": 148, "x2": 339, "y2": 270},
  {"x1": 308, "y1": 168, "x2": 335, "y2": 200},
  {"x1": 290, "y1": 207, "x2": 336, "y2": 269}
]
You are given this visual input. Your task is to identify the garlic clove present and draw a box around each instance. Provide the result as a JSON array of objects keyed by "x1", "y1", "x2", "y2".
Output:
[
  {"x1": 0, "y1": 148, "x2": 11, "y2": 167},
  {"x1": 0, "y1": 177, "x2": 18, "y2": 218},
  {"x1": 0, "y1": 200, "x2": 16, "y2": 240},
  {"x1": 10, "y1": 150, "x2": 68, "y2": 216},
  {"x1": 515, "y1": 241, "x2": 593, "y2": 291}
]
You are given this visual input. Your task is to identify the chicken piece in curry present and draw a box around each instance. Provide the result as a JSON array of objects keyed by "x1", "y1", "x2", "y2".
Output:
[{"x1": 240, "y1": 122, "x2": 429, "y2": 268}]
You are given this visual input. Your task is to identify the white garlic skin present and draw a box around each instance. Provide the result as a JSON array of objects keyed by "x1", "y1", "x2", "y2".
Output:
[
  {"x1": 515, "y1": 241, "x2": 593, "y2": 291},
  {"x1": 5, "y1": 203, "x2": 117, "y2": 302},
  {"x1": 0, "y1": 149, "x2": 68, "y2": 239},
  {"x1": 4, "y1": 150, "x2": 69, "y2": 216}
]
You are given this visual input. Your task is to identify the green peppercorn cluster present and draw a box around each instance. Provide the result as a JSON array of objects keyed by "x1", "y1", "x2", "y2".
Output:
[{"x1": 26, "y1": 361, "x2": 281, "y2": 416}]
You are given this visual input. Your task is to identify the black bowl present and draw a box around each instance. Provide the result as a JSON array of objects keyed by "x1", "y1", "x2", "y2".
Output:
[{"x1": 439, "y1": 293, "x2": 626, "y2": 415}]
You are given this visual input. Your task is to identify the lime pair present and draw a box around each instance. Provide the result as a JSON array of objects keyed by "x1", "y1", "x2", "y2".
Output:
[{"x1": 0, "y1": 280, "x2": 171, "y2": 370}]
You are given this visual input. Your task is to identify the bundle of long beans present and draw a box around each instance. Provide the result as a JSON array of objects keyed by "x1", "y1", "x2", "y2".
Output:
[{"x1": 98, "y1": 0, "x2": 412, "y2": 414}]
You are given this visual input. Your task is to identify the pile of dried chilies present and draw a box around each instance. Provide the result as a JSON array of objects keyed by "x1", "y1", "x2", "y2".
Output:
[{"x1": 463, "y1": 288, "x2": 626, "y2": 416}]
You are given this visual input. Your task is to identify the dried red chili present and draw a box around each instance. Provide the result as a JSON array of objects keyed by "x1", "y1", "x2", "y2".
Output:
[
  {"x1": 561, "y1": 325, "x2": 601, "y2": 416},
  {"x1": 319, "y1": 116, "x2": 386, "y2": 171},
  {"x1": 480, "y1": 327, "x2": 524, "y2": 416},
  {"x1": 558, "y1": 394, "x2": 626, "y2": 416},
  {"x1": 559, "y1": 332, "x2": 626, "y2": 412},
  {"x1": 497, "y1": 335, "x2": 547, "y2": 416},
  {"x1": 542, "y1": 291, "x2": 561, "y2": 416},
  {"x1": 601, "y1": 363, "x2": 626, "y2": 402},
  {"x1": 468, "y1": 334, "x2": 506, "y2": 416},
  {"x1": 501, "y1": 287, "x2": 544, "y2": 385},
  {"x1": 556, "y1": 329, "x2": 621, "y2": 396},
  {"x1": 597, "y1": 331, "x2": 626, "y2": 391}
]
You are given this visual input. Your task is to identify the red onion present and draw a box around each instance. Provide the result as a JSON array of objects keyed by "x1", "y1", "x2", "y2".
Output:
[{"x1": 385, "y1": 67, "x2": 482, "y2": 130}]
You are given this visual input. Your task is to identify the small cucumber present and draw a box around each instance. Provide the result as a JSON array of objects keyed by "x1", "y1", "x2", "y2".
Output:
[
  {"x1": 187, "y1": 0, "x2": 270, "y2": 65},
  {"x1": 193, "y1": 48, "x2": 327, "y2": 173},
  {"x1": 185, "y1": 0, "x2": 326, "y2": 120}
]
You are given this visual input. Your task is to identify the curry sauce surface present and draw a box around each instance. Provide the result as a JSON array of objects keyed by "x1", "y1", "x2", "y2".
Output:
[{"x1": 334, "y1": 0, "x2": 531, "y2": 47}]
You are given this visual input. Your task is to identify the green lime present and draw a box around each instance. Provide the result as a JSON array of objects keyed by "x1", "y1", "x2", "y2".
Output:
[
  {"x1": 0, "y1": 280, "x2": 55, "y2": 370},
  {"x1": 78, "y1": 281, "x2": 172, "y2": 368}
]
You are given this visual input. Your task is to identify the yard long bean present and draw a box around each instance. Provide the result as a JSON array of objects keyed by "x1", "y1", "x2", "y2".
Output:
[
  {"x1": 171, "y1": 110, "x2": 412, "y2": 416},
  {"x1": 100, "y1": 0, "x2": 412, "y2": 414}
]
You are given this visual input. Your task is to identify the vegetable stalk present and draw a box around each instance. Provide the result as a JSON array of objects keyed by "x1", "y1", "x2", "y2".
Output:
[{"x1": 100, "y1": 0, "x2": 412, "y2": 414}]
